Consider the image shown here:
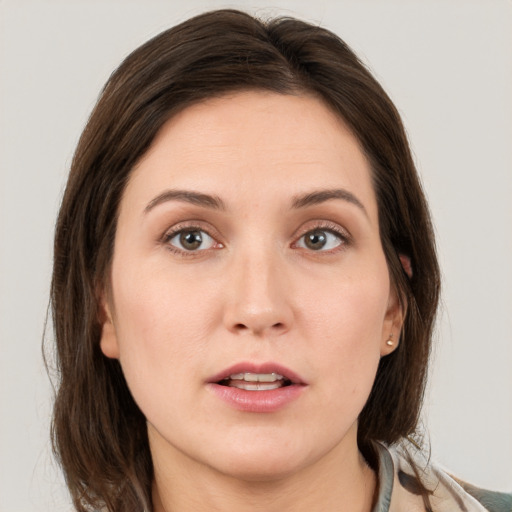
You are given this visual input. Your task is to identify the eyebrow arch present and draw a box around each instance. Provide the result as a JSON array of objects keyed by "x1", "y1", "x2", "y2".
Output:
[
  {"x1": 144, "y1": 189, "x2": 226, "y2": 213},
  {"x1": 291, "y1": 188, "x2": 368, "y2": 216}
]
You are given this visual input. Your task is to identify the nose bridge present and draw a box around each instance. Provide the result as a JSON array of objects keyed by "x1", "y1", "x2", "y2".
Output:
[{"x1": 224, "y1": 240, "x2": 292, "y2": 336}]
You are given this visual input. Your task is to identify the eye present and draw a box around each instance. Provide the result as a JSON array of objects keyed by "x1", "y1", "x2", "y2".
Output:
[
  {"x1": 166, "y1": 229, "x2": 217, "y2": 252},
  {"x1": 296, "y1": 228, "x2": 344, "y2": 251}
]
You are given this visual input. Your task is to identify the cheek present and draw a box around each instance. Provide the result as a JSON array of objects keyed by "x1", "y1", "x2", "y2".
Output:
[
  {"x1": 110, "y1": 262, "x2": 218, "y2": 394},
  {"x1": 300, "y1": 270, "x2": 389, "y2": 385},
  {"x1": 302, "y1": 270, "x2": 389, "y2": 342},
  {"x1": 114, "y1": 254, "x2": 215, "y2": 333}
]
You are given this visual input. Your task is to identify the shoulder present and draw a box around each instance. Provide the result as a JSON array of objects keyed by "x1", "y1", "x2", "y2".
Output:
[
  {"x1": 376, "y1": 442, "x2": 512, "y2": 512},
  {"x1": 450, "y1": 477, "x2": 512, "y2": 512}
]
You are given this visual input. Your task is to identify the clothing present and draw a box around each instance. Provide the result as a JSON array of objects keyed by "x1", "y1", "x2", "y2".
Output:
[{"x1": 373, "y1": 442, "x2": 512, "y2": 512}]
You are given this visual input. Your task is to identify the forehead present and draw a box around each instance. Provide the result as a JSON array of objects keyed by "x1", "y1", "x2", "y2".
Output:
[{"x1": 125, "y1": 91, "x2": 377, "y2": 217}]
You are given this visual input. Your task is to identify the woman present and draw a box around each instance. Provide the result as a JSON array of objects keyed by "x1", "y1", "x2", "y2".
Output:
[{"x1": 50, "y1": 9, "x2": 511, "y2": 512}]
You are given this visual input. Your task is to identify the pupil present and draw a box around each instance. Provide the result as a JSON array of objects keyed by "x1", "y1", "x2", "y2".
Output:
[
  {"x1": 306, "y1": 230, "x2": 326, "y2": 250},
  {"x1": 180, "y1": 231, "x2": 202, "y2": 250}
]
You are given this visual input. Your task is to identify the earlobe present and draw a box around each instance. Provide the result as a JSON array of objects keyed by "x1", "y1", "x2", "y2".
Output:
[
  {"x1": 381, "y1": 333, "x2": 398, "y2": 356},
  {"x1": 380, "y1": 287, "x2": 406, "y2": 356},
  {"x1": 98, "y1": 293, "x2": 120, "y2": 359}
]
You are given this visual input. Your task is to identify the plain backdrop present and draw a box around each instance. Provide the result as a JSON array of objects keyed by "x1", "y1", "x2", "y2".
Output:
[{"x1": 0, "y1": 0, "x2": 511, "y2": 510}]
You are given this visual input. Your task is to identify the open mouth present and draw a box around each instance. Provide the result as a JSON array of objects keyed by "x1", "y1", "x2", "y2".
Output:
[
  {"x1": 218, "y1": 372, "x2": 292, "y2": 391},
  {"x1": 209, "y1": 364, "x2": 306, "y2": 411}
]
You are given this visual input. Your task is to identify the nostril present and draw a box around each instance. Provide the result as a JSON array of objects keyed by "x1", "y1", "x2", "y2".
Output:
[{"x1": 232, "y1": 322, "x2": 285, "y2": 334}]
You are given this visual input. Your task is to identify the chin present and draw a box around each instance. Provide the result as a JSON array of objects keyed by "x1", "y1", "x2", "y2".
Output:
[
  {"x1": 213, "y1": 452, "x2": 306, "y2": 483},
  {"x1": 201, "y1": 430, "x2": 322, "y2": 483}
]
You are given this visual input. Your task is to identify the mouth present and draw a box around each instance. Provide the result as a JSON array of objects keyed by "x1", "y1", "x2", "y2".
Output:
[
  {"x1": 207, "y1": 362, "x2": 306, "y2": 412},
  {"x1": 218, "y1": 372, "x2": 292, "y2": 391},
  {"x1": 208, "y1": 362, "x2": 306, "y2": 390}
]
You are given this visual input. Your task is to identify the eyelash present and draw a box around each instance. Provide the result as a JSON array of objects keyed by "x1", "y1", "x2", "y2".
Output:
[
  {"x1": 293, "y1": 221, "x2": 351, "y2": 254},
  {"x1": 162, "y1": 222, "x2": 223, "y2": 257},
  {"x1": 161, "y1": 221, "x2": 351, "y2": 257}
]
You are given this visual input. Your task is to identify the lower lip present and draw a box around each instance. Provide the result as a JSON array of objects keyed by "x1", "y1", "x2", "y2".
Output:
[{"x1": 207, "y1": 383, "x2": 305, "y2": 413}]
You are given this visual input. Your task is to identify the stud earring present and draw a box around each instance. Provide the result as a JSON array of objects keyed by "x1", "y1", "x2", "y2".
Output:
[{"x1": 386, "y1": 334, "x2": 394, "y2": 347}]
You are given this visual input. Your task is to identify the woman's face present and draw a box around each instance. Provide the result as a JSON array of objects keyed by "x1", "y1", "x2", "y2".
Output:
[{"x1": 100, "y1": 91, "x2": 402, "y2": 480}]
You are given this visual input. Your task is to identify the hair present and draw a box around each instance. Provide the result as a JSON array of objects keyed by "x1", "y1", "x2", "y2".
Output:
[{"x1": 49, "y1": 8, "x2": 440, "y2": 511}]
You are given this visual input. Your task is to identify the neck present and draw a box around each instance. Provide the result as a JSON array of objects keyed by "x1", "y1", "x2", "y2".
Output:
[{"x1": 150, "y1": 426, "x2": 377, "y2": 512}]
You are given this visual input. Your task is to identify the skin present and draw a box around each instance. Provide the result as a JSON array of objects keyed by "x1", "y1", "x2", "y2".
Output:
[{"x1": 99, "y1": 91, "x2": 403, "y2": 512}]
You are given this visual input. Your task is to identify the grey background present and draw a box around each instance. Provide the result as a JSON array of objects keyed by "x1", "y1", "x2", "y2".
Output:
[{"x1": 1, "y1": 0, "x2": 511, "y2": 510}]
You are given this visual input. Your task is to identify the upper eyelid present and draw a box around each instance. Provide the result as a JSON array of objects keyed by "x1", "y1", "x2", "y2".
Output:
[
  {"x1": 162, "y1": 221, "x2": 220, "y2": 241},
  {"x1": 293, "y1": 220, "x2": 351, "y2": 240}
]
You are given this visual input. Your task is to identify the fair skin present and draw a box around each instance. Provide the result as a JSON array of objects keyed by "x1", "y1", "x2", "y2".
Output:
[{"x1": 100, "y1": 91, "x2": 403, "y2": 512}]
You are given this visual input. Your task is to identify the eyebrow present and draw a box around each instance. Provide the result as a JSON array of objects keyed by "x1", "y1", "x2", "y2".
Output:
[
  {"x1": 144, "y1": 189, "x2": 226, "y2": 213},
  {"x1": 291, "y1": 188, "x2": 367, "y2": 216},
  {"x1": 144, "y1": 187, "x2": 367, "y2": 216}
]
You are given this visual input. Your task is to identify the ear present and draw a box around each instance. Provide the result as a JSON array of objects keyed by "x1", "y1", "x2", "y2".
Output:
[
  {"x1": 98, "y1": 291, "x2": 120, "y2": 359},
  {"x1": 380, "y1": 285, "x2": 406, "y2": 357},
  {"x1": 399, "y1": 253, "x2": 413, "y2": 279}
]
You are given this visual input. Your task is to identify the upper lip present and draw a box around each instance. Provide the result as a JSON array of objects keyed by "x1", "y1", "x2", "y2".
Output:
[{"x1": 208, "y1": 362, "x2": 307, "y2": 385}]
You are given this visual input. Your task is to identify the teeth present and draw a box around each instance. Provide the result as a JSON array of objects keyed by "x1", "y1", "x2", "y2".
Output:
[
  {"x1": 228, "y1": 372, "x2": 284, "y2": 383},
  {"x1": 219, "y1": 372, "x2": 288, "y2": 390},
  {"x1": 229, "y1": 381, "x2": 283, "y2": 391}
]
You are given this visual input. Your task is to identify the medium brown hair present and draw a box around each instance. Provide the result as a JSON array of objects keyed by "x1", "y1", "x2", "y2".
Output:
[{"x1": 50, "y1": 9, "x2": 440, "y2": 511}]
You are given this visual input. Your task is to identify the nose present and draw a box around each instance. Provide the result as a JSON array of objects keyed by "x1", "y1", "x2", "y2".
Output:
[{"x1": 223, "y1": 249, "x2": 294, "y2": 338}]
